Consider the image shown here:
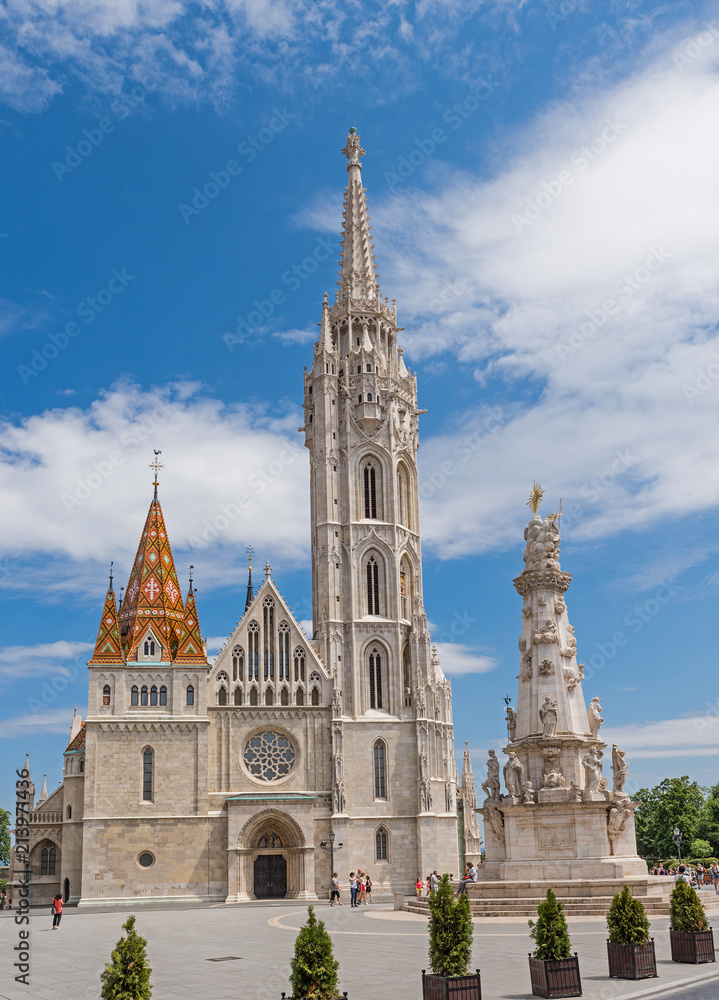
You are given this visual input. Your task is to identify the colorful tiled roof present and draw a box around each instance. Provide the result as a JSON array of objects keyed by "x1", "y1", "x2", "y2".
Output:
[
  {"x1": 174, "y1": 583, "x2": 207, "y2": 663},
  {"x1": 66, "y1": 722, "x2": 86, "y2": 753},
  {"x1": 89, "y1": 582, "x2": 124, "y2": 664},
  {"x1": 119, "y1": 496, "x2": 186, "y2": 661}
]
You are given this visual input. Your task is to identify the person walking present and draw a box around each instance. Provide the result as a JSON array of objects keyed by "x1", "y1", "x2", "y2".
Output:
[
  {"x1": 349, "y1": 872, "x2": 358, "y2": 908},
  {"x1": 710, "y1": 862, "x2": 719, "y2": 892},
  {"x1": 425, "y1": 875, "x2": 431, "y2": 896},
  {"x1": 51, "y1": 894, "x2": 63, "y2": 929},
  {"x1": 330, "y1": 872, "x2": 342, "y2": 906},
  {"x1": 365, "y1": 873, "x2": 373, "y2": 902},
  {"x1": 416, "y1": 876, "x2": 424, "y2": 899},
  {"x1": 7, "y1": 896, "x2": 12, "y2": 910},
  {"x1": 358, "y1": 872, "x2": 367, "y2": 904},
  {"x1": 429, "y1": 870, "x2": 439, "y2": 893}
]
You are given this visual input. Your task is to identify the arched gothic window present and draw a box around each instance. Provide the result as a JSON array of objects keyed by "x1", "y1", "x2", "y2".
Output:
[
  {"x1": 102, "y1": 684, "x2": 111, "y2": 706},
  {"x1": 218, "y1": 687, "x2": 227, "y2": 706},
  {"x1": 265, "y1": 687, "x2": 274, "y2": 706},
  {"x1": 142, "y1": 747, "x2": 153, "y2": 802},
  {"x1": 278, "y1": 622, "x2": 290, "y2": 680},
  {"x1": 41, "y1": 844, "x2": 57, "y2": 875},
  {"x1": 234, "y1": 687, "x2": 242, "y2": 705},
  {"x1": 248, "y1": 621, "x2": 259, "y2": 680},
  {"x1": 403, "y1": 645, "x2": 412, "y2": 707},
  {"x1": 250, "y1": 687, "x2": 258, "y2": 706},
  {"x1": 79, "y1": 758, "x2": 84, "y2": 774},
  {"x1": 143, "y1": 639, "x2": 156, "y2": 657},
  {"x1": 159, "y1": 685, "x2": 167, "y2": 706},
  {"x1": 280, "y1": 687, "x2": 289, "y2": 705},
  {"x1": 369, "y1": 647, "x2": 383, "y2": 710},
  {"x1": 232, "y1": 646, "x2": 244, "y2": 682},
  {"x1": 397, "y1": 464, "x2": 411, "y2": 528},
  {"x1": 294, "y1": 648, "x2": 305, "y2": 682},
  {"x1": 263, "y1": 599, "x2": 275, "y2": 680},
  {"x1": 373, "y1": 740, "x2": 386, "y2": 799},
  {"x1": 375, "y1": 826, "x2": 388, "y2": 860},
  {"x1": 296, "y1": 687, "x2": 304, "y2": 706},
  {"x1": 366, "y1": 556, "x2": 380, "y2": 616},
  {"x1": 400, "y1": 558, "x2": 412, "y2": 621},
  {"x1": 66, "y1": 805, "x2": 72, "y2": 819},
  {"x1": 140, "y1": 685, "x2": 148, "y2": 706},
  {"x1": 131, "y1": 685, "x2": 139, "y2": 706},
  {"x1": 150, "y1": 685, "x2": 158, "y2": 706},
  {"x1": 363, "y1": 462, "x2": 378, "y2": 519},
  {"x1": 186, "y1": 685, "x2": 194, "y2": 706},
  {"x1": 311, "y1": 687, "x2": 320, "y2": 706}
]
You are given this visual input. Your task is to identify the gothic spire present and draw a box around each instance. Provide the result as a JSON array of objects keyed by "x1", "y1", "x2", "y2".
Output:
[
  {"x1": 119, "y1": 472, "x2": 186, "y2": 662},
  {"x1": 337, "y1": 128, "x2": 380, "y2": 304},
  {"x1": 245, "y1": 546, "x2": 254, "y2": 614},
  {"x1": 89, "y1": 567, "x2": 124, "y2": 664},
  {"x1": 175, "y1": 568, "x2": 207, "y2": 664}
]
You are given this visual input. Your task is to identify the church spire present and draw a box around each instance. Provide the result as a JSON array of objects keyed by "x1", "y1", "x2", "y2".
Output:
[
  {"x1": 119, "y1": 461, "x2": 186, "y2": 662},
  {"x1": 337, "y1": 128, "x2": 380, "y2": 305},
  {"x1": 89, "y1": 563, "x2": 124, "y2": 664},
  {"x1": 175, "y1": 566, "x2": 207, "y2": 664},
  {"x1": 244, "y1": 546, "x2": 254, "y2": 614}
]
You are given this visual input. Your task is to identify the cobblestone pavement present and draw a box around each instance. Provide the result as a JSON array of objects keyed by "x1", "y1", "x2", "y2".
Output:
[{"x1": 0, "y1": 901, "x2": 718, "y2": 1000}]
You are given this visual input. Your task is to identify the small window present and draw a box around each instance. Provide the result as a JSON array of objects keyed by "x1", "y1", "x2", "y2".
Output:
[
  {"x1": 358, "y1": 394, "x2": 362, "y2": 403},
  {"x1": 142, "y1": 748, "x2": 153, "y2": 802},
  {"x1": 296, "y1": 688, "x2": 304, "y2": 706},
  {"x1": 66, "y1": 805, "x2": 72, "y2": 820},
  {"x1": 159, "y1": 685, "x2": 167, "y2": 706},
  {"x1": 280, "y1": 687, "x2": 289, "y2": 705},
  {"x1": 186, "y1": 685, "x2": 194, "y2": 706},
  {"x1": 218, "y1": 687, "x2": 227, "y2": 706},
  {"x1": 357, "y1": 365, "x2": 361, "y2": 373},
  {"x1": 150, "y1": 685, "x2": 158, "y2": 706},
  {"x1": 309, "y1": 385, "x2": 313, "y2": 394},
  {"x1": 234, "y1": 687, "x2": 242, "y2": 705},
  {"x1": 309, "y1": 414, "x2": 313, "y2": 423},
  {"x1": 265, "y1": 687, "x2": 274, "y2": 706},
  {"x1": 131, "y1": 685, "x2": 139, "y2": 706},
  {"x1": 250, "y1": 687, "x2": 258, "y2": 706},
  {"x1": 376, "y1": 827, "x2": 388, "y2": 860},
  {"x1": 102, "y1": 684, "x2": 111, "y2": 706},
  {"x1": 141, "y1": 686, "x2": 148, "y2": 706},
  {"x1": 311, "y1": 687, "x2": 320, "y2": 706},
  {"x1": 138, "y1": 852, "x2": 155, "y2": 868},
  {"x1": 79, "y1": 758, "x2": 84, "y2": 774},
  {"x1": 366, "y1": 363, "x2": 372, "y2": 372},
  {"x1": 367, "y1": 392, "x2": 372, "y2": 402}
]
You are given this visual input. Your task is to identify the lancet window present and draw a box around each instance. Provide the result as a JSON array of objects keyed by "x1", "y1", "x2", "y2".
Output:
[
  {"x1": 373, "y1": 740, "x2": 386, "y2": 799},
  {"x1": 366, "y1": 556, "x2": 380, "y2": 616},
  {"x1": 278, "y1": 622, "x2": 290, "y2": 680},
  {"x1": 248, "y1": 622, "x2": 259, "y2": 680},
  {"x1": 263, "y1": 599, "x2": 275, "y2": 680},
  {"x1": 294, "y1": 648, "x2": 305, "y2": 682},
  {"x1": 363, "y1": 462, "x2": 378, "y2": 519},
  {"x1": 369, "y1": 647, "x2": 383, "y2": 710},
  {"x1": 232, "y1": 646, "x2": 244, "y2": 682},
  {"x1": 142, "y1": 747, "x2": 153, "y2": 802}
]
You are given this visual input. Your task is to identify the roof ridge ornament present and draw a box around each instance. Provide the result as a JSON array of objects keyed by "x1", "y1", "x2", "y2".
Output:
[
  {"x1": 149, "y1": 449, "x2": 163, "y2": 499},
  {"x1": 341, "y1": 127, "x2": 365, "y2": 168}
]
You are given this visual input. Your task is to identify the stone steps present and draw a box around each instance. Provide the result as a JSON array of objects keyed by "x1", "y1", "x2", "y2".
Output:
[{"x1": 405, "y1": 894, "x2": 719, "y2": 918}]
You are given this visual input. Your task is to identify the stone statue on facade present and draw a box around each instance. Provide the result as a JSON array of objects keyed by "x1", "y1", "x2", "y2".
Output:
[
  {"x1": 484, "y1": 800, "x2": 505, "y2": 842},
  {"x1": 542, "y1": 747, "x2": 566, "y2": 788},
  {"x1": 333, "y1": 777, "x2": 346, "y2": 814},
  {"x1": 533, "y1": 620, "x2": 558, "y2": 645},
  {"x1": 582, "y1": 745, "x2": 606, "y2": 793},
  {"x1": 332, "y1": 687, "x2": 342, "y2": 717},
  {"x1": 612, "y1": 744, "x2": 629, "y2": 798},
  {"x1": 539, "y1": 697, "x2": 558, "y2": 738},
  {"x1": 523, "y1": 779, "x2": 536, "y2": 805},
  {"x1": 587, "y1": 696, "x2": 604, "y2": 737},
  {"x1": 482, "y1": 749, "x2": 501, "y2": 801},
  {"x1": 607, "y1": 802, "x2": 632, "y2": 852},
  {"x1": 523, "y1": 513, "x2": 561, "y2": 572},
  {"x1": 505, "y1": 705, "x2": 517, "y2": 742},
  {"x1": 503, "y1": 751, "x2": 525, "y2": 800}
]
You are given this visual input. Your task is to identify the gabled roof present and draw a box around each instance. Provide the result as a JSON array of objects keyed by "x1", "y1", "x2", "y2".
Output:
[
  {"x1": 213, "y1": 576, "x2": 328, "y2": 680},
  {"x1": 90, "y1": 581, "x2": 124, "y2": 664},
  {"x1": 174, "y1": 582, "x2": 207, "y2": 664}
]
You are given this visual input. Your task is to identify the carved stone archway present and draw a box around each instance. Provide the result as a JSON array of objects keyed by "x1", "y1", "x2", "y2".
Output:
[{"x1": 227, "y1": 808, "x2": 316, "y2": 902}]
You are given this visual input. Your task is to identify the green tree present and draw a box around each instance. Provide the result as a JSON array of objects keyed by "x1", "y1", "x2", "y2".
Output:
[
  {"x1": 670, "y1": 877, "x2": 709, "y2": 933},
  {"x1": 696, "y1": 783, "x2": 719, "y2": 857},
  {"x1": 634, "y1": 777, "x2": 703, "y2": 858},
  {"x1": 690, "y1": 838, "x2": 712, "y2": 859},
  {"x1": 529, "y1": 889, "x2": 572, "y2": 961},
  {"x1": 427, "y1": 874, "x2": 473, "y2": 977},
  {"x1": 0, "y1": 807, "x2": 11, "y2": 867},
  {"x1": 100, "y1": 915, "x2": 152, "y2": 1000},
  {"x1": 607, "y1": 886, "x2": 650, "y2": 945},
  {"x1": 289, "y1": 905, "x2": 340, "y2": 999}
]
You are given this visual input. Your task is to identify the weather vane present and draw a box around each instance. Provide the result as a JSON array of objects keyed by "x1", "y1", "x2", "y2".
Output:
[
  {"x1": 526, "y1": 480, "x2": 544, "y2": 514},
  {"x1": 247, "y1": 545, "x2": 254, "y2": 567},
  {"x1": 109, "y1": 560, "x2": 114, "y2": 586}
]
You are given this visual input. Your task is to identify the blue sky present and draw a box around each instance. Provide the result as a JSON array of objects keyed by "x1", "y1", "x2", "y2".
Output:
[{"x1": 2, "y1": 0, "x2": 719, "y2": 818}]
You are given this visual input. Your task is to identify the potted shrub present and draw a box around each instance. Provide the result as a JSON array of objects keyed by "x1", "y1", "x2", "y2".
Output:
[
  {"x1": 422, "y1": 874, "x2": 481, "y2": 1000},
  {"x1": 669, "y1": 876, "x2": 715, "y2": 964},
  {"x1": 606, "y1": 886, "x2": 656, "y2": 979},
  {"x1": 100, "y1": 915, "x2": 152, "y2": 1000},
  {"x1": 528, "y1": 889, "x2": 581, "y2": 998},
  {"x1": 282, "y1": 905, "x2": 346, "y2": 1000}
]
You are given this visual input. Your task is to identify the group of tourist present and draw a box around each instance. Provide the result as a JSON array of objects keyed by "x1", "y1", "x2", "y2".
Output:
[
  {"x1": 650, "y1": 861, "x2": 719, "y2": 890},
  {"x1": 330, "y1": 870, "x2": 373, "y2": 907},
  {"x1": 0, "y1": 891, "x2": 12, "y2": 909},
  {"x1": 414, "y1": 863, "x2": 479, "y2": 897}
]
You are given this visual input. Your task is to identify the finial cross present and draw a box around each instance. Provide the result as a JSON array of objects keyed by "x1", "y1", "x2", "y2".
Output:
[
  {"x1": 264, "y1": 560, "x2": 272, "y2": 579},
  {"x1": 149, "y1": 449, "x2": 164, "y2": 481},
  {"x1": 247, "y1": 545, "x2": 254, "y2": 567}
]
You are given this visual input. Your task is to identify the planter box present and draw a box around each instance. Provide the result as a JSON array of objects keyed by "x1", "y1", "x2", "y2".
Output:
[
  {"x1": 607, "y1": 940, "x2": 657, "y2": 979},
  {"x1": 421, "y1": 970, "x2": 481, "y2": 1000},
  {"x1": 669, "y1": 929, "x2": 716, "y2": 964},
  {"x1": 528, "y1": 954, "x2": 582, "y2": 998},
  {"x1": 281, "y1": 994, "x2": 347, "y2": 999}
]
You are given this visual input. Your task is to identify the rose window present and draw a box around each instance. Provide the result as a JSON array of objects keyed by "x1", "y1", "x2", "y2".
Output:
[{"x1": 243, "y1": 731, "x2": 296, "y2": 781}]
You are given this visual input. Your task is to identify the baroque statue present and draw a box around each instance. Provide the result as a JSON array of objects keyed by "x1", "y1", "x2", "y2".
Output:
[
  {"x1": 481, "y1": 749, "x2": 501, "y2": 801},
  {"x1": 539, "y1": 696, "x2": 558, "y2": 738},
  {"x1": 503, "y1": 750, "x2": 525, "y2": 799},
  {"x1": 587, "y1": 696, "x2": 604, "y2": 737},
  {"x1": 612, "y1": 744, "x2": 629, "y2": 797}
]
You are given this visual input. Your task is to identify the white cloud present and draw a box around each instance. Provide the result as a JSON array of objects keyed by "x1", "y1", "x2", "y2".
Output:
[
  {"x1": 0, "y1": 706, "x2": 85, "y2": 738},
  {"x1": 602, "y1": 713, "x2": 719, "y2": 759},
  {"x1": 0, "y1": 640, "x2": 93, "y2": 677},
  {"x1": 311, "y1": 29, "x2": 719, "y2": 559},
  {"x1": 0, "y1": 380, "x2": 310, "y2": 595},
  {"x1": 435, "y1": 642, "x2": 497, "y2": 676}
]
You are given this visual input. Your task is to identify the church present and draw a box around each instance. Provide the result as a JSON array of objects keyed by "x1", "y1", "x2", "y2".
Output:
[{"x1": 16, "y1": 128, "x2": 462, "y2": 906}]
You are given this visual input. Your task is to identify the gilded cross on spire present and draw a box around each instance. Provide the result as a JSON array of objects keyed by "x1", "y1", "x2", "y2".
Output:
[
  {"x1": 526, "y1": 480, "x2": 544, "y2": 514},
  {"x1": 247, "y1": 545, "x2": 254, "y2": 568},
  {"x1": 149, "y1": 449, "x2": 163, "y2": 499}
]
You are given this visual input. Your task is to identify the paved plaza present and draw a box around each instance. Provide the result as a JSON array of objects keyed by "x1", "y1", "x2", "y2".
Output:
[{"x1": 1, "y1": 900, "x2": 719, "y2": 1000}]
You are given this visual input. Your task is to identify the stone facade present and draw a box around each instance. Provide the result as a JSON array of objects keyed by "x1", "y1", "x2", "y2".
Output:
[{"x1": 13, "y1": 129, "x2": 459, "y2": 907}]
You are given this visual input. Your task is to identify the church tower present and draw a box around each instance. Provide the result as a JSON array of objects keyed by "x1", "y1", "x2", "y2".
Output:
[{"x1": 302, "y1": 128, "x2": 458, "y2": 877}]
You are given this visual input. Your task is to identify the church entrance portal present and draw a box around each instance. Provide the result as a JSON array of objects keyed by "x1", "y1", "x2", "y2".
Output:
[{"x1": 254, "y1": 854, "x2": 287, "y2": 898}]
